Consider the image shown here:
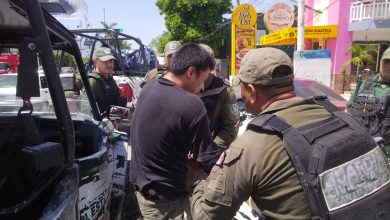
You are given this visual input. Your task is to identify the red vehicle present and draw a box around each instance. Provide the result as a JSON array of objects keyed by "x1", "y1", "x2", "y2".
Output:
[{"x1": 0, "y1": 53, "x2": 19, "y2": 74}]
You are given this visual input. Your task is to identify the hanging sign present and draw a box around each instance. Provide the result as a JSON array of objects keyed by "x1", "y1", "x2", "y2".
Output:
[
  {"x1": 264, "y1": 3, "x2": 295, "y2": 33},
  {"x1": 231, "y1": 4, "x2": 257, "y2": 76}
]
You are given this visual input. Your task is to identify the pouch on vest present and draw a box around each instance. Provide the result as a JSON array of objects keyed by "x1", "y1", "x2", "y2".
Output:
[
  {"x1": 348, "y1": 74, "x2": 390, "y2": 141},
  {"x1": 247, "y1": 97, "x2": 390, "y2": 220}
]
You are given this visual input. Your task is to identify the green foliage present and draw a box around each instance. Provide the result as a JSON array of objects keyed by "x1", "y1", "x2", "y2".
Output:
[
  {"x1": 100, "y1": 21, "x2": 118, "y2": 46},
  {"x1": 341, "y1": 43, "x2": 378, "y2": 77},
  {"x1": 54, "y1": 51, "x2": 76, "y2": 67},
  {"x1": 156, "y1": 0, "x2": 232, "y2": 57}
]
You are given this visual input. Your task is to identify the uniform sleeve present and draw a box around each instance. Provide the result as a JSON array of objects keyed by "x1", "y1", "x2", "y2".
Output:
[
  {"x1": 140, "y1": 68, "x2": 158, "y2": 87},
  {"x1": 191, "y1": 144, "x2": 257, "y2": 219},
  {"x1": 88, "y1": 77, "x2": 101, "y2": 98},
  {"x1": 213, "y1": 86, "x2": 240, "y2": 148},
  {"x1": 189, "y1": 108, "x2": 224, "y2": 174}
]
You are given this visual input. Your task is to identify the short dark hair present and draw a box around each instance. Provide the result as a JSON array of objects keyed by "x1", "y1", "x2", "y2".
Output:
[{"x1": 169, "y1": 43, "x2": 215, "y2": 76}]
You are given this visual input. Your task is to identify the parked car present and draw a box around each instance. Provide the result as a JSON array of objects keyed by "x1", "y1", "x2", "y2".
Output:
[
  {"x1": 293, "y1": 77, "x2": 347, "y2": 111},
  {"x1": 236, "y1": 77, "x2": 347, "y2": 135},
  {"x1": 0, "y1": 73, "x2": 50, "y2": 100},
  {"x1": 0, "y1": 62, "x2": 11, "y2": 74},
  {"x1": 0, "y1": 1, "x2": 131, "y2": 220}
]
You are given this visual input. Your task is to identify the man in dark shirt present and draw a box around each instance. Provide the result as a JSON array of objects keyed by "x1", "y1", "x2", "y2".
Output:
[{"x1": 130, "y1": 43, "x2": 222, "y2": 219}]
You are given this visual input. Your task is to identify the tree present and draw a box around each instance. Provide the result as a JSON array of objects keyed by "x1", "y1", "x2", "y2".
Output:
[
  {"x1": 54, "y1": 51, "x2": 76, "y2": 67},
  {"x1": 149, "y1": 31, "x2": 170, "y2": 55},
  {"x1": 341, "y1": 43, "x2": 378, "y2": 92},
  {"x1": 100, "y1": 21, "x2": 131, "y2": 49},
  {"x1": 100, "y1": 21, "x2": 118, "y2": 39},
  {"x1": 341, "y1": 43, "x2": 378, "y2": 76},
  {"x1": 156, "y1": 0, "x2": 232, "y2": 57}
]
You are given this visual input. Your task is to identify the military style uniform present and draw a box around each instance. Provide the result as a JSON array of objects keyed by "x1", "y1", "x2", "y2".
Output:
[
  {"x1": 88, "y1": 71, "x2": 126, "y2": 112},
  {"x1": 198, "y1": 74, "x2": 240, "y2": 149},
  {"x1": 186, "y1": 74, "x2": 240, "y2": 193},
  {"x1": 191, "y1": 97, "x2": 331, "y2": 219},
  {"x1": 348, "y1": 73, "x2": 390, "y2": 153},
  {"x1": 140, "y1": 65, "x2": 167, "y2": 88},
  {"x1": 348, "y1": 73, "x2": 390, "y2": 102}
]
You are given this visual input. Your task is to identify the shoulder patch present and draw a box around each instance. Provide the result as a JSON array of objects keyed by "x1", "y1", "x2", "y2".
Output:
[{"x1": 229, "y1": 103, "x2": 240, "y2": 118}]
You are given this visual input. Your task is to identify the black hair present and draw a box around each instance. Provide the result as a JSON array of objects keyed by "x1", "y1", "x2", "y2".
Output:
[{"x1": 169, "y1": 43, "x2": 215, "y2": 76}]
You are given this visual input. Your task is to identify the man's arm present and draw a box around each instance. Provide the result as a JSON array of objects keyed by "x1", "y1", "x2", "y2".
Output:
[
  {"x1": 213, "y1": 86, "x2": 240, "y2": 148},
  {"x1": 140, "y1": 68, "x2": 158, "y2": 88},
  {"x1": 189, "y1": 110, "x2": 224, "y2": 173},
  {"x1": 89, "y1": 77, "x2": 103, "y2": 99},
  {"x1": 191, "y1": 145, "x2": 256, "y2": 219}
]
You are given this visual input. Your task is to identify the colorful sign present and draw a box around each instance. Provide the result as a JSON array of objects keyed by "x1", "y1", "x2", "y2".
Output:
[
  {"x1": 260, "y1": 25, "x2": 338, "y2": 46},
  {"x1": 294, "y1": 49, "x2": 331, "y2": 59},
  {"x1": 294, "y1": 50, "x2": 332, "y2": 87},
  {"x1": 264, "y1": 3, "x2": 295, "y2": 33},
  {"x1": 231, "y1": 4, "x2": 257, "y2": 76},
  {"x1": 232, "y1": 4, "x2": 257, "y2": 30}
]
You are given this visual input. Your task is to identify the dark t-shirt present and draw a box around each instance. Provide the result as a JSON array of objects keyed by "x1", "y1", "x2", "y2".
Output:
[{"x1": 130, "y1": 77, "x2": 222, "y2": 200}]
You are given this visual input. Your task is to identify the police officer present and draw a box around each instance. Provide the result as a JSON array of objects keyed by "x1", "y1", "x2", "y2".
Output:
[
  {"x1": 191, "y1": 48, "x2": 390, "y2": 219},
  {"x1": 140, "y1": 40, "x2": 181, "y2": 87},
  {"x1": 198, "y1": 44, "x2": 240, "y2": 149},
  {"x1": 186, "y1": 44, "x2": 240, "y2": 195},
  {"x1": 89, "y1": 47, "x2": 126, "y2": 113},
  {"x1": 348, "y1": 47, "x2": 390, "y2": 154}
]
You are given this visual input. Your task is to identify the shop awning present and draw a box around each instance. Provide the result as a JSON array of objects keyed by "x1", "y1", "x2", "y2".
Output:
[{"x1": 260, "y1": 25, "x2": 338, "y2": 46}]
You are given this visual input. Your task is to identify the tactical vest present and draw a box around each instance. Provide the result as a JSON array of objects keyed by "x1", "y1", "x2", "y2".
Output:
[
  {"x1": 248, "y1": 97, "x2": 390, "y2": 220},
  {"x1": 198, "y1": 76, "x2": 228, "y2": 137},
  {"x1": 348, "y1": 74, "x2": 390, "y2": 144},
  {"x1": 88, "y1": 72, "x2": 122, "y2": 112}
]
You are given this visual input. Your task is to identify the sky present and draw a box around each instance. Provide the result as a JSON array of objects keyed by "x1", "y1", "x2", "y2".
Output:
[
  {"x1": 57, "y1": 0, "x2": 296, "y2": 46},
  {"x1": 58, "y1": 0, "x2": 167, "y2": 46}
]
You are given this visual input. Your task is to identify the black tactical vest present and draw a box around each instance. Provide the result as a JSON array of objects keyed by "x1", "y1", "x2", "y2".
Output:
[
  {"x1": 88, "y1": 72, "x2": 123, "y2": 112},
  {"x1": 248, "y1": 97, "x2": 390, "y2": 220},
  {"x1": 347, "y1": 74, "x2": 390, "y2": 144},
  {"x1": 198, "y1": 76, "x2": 228, "y2": 138}
]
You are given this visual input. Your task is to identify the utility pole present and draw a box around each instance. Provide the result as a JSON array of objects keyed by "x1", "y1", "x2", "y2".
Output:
[
  {"x1": 236, "y1": 0, "x2": 240, "y2": 6},
  {"x1": 297, "y1": 0, "x2": 305, "y2": 51},
  {"x1": 103, "y1": 8, "x2": 106, "y2": 24}
]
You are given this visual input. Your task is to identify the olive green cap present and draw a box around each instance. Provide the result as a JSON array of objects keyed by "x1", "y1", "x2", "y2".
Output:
[
  {"x1": 233, "y1": 47, "x2": 293, "y2": 86},
  {"x1": 93, "y1": 47, "x2": 116, "y2": 61},
  {"x1": 164, "y1": 41, "x2": 181, "y2": 56}
]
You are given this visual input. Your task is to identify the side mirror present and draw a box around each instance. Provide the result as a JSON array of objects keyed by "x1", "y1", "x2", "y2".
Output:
[{"x1": 104, "y1": 105, "x2": 131, "y2": 121}]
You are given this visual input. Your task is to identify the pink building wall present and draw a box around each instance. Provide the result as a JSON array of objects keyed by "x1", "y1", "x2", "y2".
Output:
[{"x1": 304, "y1": 0, "x2": 353, "y2": 75}]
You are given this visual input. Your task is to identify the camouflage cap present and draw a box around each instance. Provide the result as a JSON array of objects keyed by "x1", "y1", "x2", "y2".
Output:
[
  {"x1": 233, "y1": 47, "x2": 293, "y2": 86},
  {"x1": 381, "y1": 47, "x2": 390, "y2": 60},
  {"x1": 93, "y1": 47, "x2": 116, "y2": 61},
  {"x1": 199, "y1": 44, "x2": 215, "y2": 60},
  {"x1": 164, "y1": 41, "x2": 181, "y2": 56}
]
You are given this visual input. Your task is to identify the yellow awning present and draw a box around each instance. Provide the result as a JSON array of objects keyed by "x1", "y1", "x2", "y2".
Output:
[{"x1": 260, "y1": 25, "x2": 338, "y2": 46}]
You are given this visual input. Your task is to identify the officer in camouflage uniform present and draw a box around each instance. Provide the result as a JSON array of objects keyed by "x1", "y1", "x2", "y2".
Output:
[
  {"x1": 89, "y1": 47, "x2": 126, "y2": 113},
  {"x1": 347, "y1": 47, "x2": 390, "y2": 154},
  {"x1": 185, "y1": 44, "x2": 240, "y2": 195},
  {"x1": 198, "y1": 44, "x2": 240, "y2": 149},
  {"x1": 191, "y1": 48, "x2": 328, "y2": 219},
  {"x1": 140, "y1": 41, "x2": 181, "y2": 87}
]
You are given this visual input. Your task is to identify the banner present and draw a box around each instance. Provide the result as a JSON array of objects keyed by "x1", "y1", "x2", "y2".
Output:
[
  {"x1": 260, "y1": 25, "x2": 338, "y2": 46},
  {"x1": 231, "y1": 4, "x2": 257, "y2": 76},
  {"x1": 294, "y1": 50, "x2": 332, "y2": 87}
]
